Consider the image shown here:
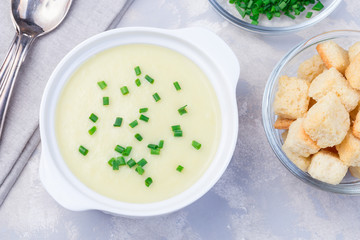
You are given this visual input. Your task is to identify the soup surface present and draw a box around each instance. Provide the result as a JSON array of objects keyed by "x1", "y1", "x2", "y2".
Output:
[{"x1": 56, "y1": 44, "x2": 221, "y2": 203}]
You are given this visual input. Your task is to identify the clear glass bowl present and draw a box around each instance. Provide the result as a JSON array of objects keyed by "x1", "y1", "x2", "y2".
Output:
[
  {"x1": 262, "y1": 30, "x2": 360, "y2": 194},
  {"x1": 209, "y1": 0, "x2": 342, "y2": 34}
]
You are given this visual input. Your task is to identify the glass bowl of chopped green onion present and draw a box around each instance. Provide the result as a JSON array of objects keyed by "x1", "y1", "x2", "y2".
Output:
[
  {"x1": 209, "y1": 0, "x2": 342, "y2": 34},
  {"x1": 263, "y1": 30, "x2": 360, "y2": 194}
]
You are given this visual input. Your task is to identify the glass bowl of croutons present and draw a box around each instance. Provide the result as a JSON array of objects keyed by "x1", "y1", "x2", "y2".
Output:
[{"x1": 263, "y1": 30, "x2": 360, "y2": 194}]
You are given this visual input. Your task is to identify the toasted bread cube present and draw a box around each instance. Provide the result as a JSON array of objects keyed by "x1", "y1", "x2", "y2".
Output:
[
  {"x1": 309, "y1": 68, "x2": 360, "y2": 112},
  {"x1": 282, "y1": 118, "x2": 320, "y2": 157},
  {"x1": 353, "y1": 110, "x2": 360, "y2": 139},
  {"x1": 304, "y1": 92, "x2": 350, "y2": 148},
  {"x1": 348, "y1": 41, "x2": 360, "y2": 62},
  {"x1": 308, "y1": 150, "x2": 348, "y2": 185},
  {"x1": 282, "y1": 145, "x2": 311, "y2": 172},
  {"x1": 297, "y1": 55, "x2": 326, "y2": 82},
  {"x1": 336, "y1": 131, "x2": 360, "y2": 166},
  {"x1": 316, "y1": 40, "x2": 349, "y2": 74},
  {"x1": 274, "y1": 117, "x2": 294, "y2": 130},
  {"x1": 349, "y1": 166, "x2": 360, "y2": 179},
  {"x1": 274, "y1": 76, "x2": 310, "y2": 119},
  {"x1": 345, "y1": 54, "x2": 360, "y2": 90}
]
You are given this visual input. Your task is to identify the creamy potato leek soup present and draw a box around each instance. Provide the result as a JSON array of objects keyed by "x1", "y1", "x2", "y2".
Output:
[{"x1": 55, "y1": 44, "x2": 221, "y2": 203}]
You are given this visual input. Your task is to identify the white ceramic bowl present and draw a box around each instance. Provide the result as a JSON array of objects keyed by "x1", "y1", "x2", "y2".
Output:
[{"x1": 39, "y1": 27, "x2": 240, "y2": 217}]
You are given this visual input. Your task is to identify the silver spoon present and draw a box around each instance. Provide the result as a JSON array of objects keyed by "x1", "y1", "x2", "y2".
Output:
[{"x1": 0, "y1": 0, "x2": 73, "y2": 139}]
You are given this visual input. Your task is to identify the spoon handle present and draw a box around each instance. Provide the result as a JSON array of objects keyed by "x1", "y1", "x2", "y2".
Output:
[{"x1": 0, "y1": 32, "x2": 35, "y2": 139}]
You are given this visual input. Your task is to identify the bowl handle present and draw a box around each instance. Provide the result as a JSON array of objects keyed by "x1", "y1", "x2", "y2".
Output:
[
  {"x1": 39, "y1": 147, "x2": 96, "y2": 211},
  {"x1": 174, "y1": 27, "x2": 240, "y2": 90}
]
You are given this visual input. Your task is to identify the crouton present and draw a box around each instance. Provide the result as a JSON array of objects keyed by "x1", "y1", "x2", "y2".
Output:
[
  {"x1": 282, "y1": 145, "x2": 311, "y2": 172},
  {"x1": 337, "y1": 131, "x2": 360, "y2": 166},
  {"x1": 308, "y1": 68, "x2": 360, "y2": 112},
  {"x1": 282, "y1": 118, "x2": 320, "y2": 157},
  {"x1": 274, "y1": 117, "x2": 294, "y2": 129},
  {"x1": 316, "y1": 40, "x2": 349, "y2": 74},
  {"x1": 274, "y1": 76, "x2": 310, "y2": 119},
  {"x1": 353, "y1": 110, "x2": 360, "y2": 139},
  {"x1": 308, "y1": 150, "x2": 348, "y2": 185},
  {"x1": 350, "y1": 103, "x2": 360, "y2": 121},
  {"x1": 303, "y1": 92, "x2": 350, "y2": 148},
  {"x1": 345, "y1": 54, "x2": 360, "y2": 90},
  {"x1": 349, "y1": 166, "x2": 360, "y2": 179},
  {"x1": 297, "y1": 55, "x2": 326, "y2": 82},
  {"x1": 348, "y1": 41, "x2": 360, "y2": 62}
]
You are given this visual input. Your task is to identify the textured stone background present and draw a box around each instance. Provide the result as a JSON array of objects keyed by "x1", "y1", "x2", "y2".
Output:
[{"x1": 1, "y1": 0, "x2": 359, "y2": 239}]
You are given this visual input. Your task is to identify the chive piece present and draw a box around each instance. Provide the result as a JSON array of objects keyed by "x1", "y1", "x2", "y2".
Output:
[
  {"x1": 103, "y1": 97, "x2": 109, "y2": 105},
  {"x1": 139, "y1": 114, "x2": 149, "y2": 122},
  {"x1": 129, "y1": 120, "x2": 138, "y2": 128},
  {"x1": 173, "y1": 81, "x2": 181, "y2": 91},
  {"x1": 145, "y1": 177, "x2": 153, "y2": 187},
  {"x1": 153, "y1": 93, "x2": 161, "y2": 102},
  {"x1": 135, "y1": 166, "x2": 145, "y2": 175},
  {"x1": 122, "y1": 146, "x2": 132, "y2": 156},
  {"x1": 145, "y1": 75, "x2": 154, "y2": 84},
  {"x1": 88, "y1": 126, "x2": 97, "y2": 135},
  {"x1": 97, "y1": 81, "x2": 107, "y2": 90},
  {"x1": 147, "y1": 144, "x2": 158, "y2": 150},
  {"x1": 117, "y1": 156, "x2": 126, "y2": 166},
  {"x1": 135, "y1": 133, "x2": 143, "y2": 141},
  {"x1": 127, "y1": 158, "x2": 136, "y2": 168},
  {"x1": 137, "y1": 158, "x2": 148, "y2": 167},
  {"x1": 192, "y1": 140, "x2": 201, "y2": 150},
  {"x1": 151, "y1": 148, "x2": 160, "y2": 155},
  {"x1": 158, "y1": 140, "x2": 164, "y2": 149},
  {"x1": 108, "y1": 158, "x2": 115, "y2": 167},
  {"x1": 115, "y1": 145, "x2": 125, "y2": 154},
  {"x1": 176, "y1": 165, "x2": 184, "y2": 172},
  {"x1": 174, "y1": 130, "x2": 183, "y2": 137},
  {"x1": 171, "y1": 125, "x2": 181, "y2": 131},
  {"x1": 112, "y1": 159, "x2": 121, "y2": 170},
  {"x1": 139, "y1": 108, "x2": 148, "y2": 113},
  {"x1": 312, "y1": 1, "x2": 324, "y2": 11},
  {"x1": 113, "y1": 117, "x2": 123, "y2": 127},
  {"x1": 121, "y1": 86, "x2": 129, "y2": 95},
  {"x1": 306, "y1": 11, "x2": 313, "y2": 18},
  {"x1": 134, "y1": 66, "x2": 141, "y2": 76},
  {"x1": 135, "y1": 78, "x2": 141, "y2": 87},
  {"x1": 89, "y1": 113, "x2": 98, "y2": 123},
  {"x1": 79, "y1": 146, "x2": 88, "y2": 156},
  {"x1": 178, "y1": 105, "x2": 188, "y2": 115}
]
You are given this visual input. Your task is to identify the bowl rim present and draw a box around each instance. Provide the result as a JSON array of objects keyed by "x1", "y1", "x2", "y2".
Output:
[
  {"x1": 39, "y1": 27, "x2": 240, "y2": 216},
  {"x1": 262, "y1": 29, "x2": 360, "y2": 195},
  {"x1": 208, "y1": 0, "x2": 343, "y2": 34}
]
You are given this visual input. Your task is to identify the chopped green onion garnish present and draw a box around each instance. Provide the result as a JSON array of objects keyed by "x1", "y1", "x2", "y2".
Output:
[
  {"x1": 147, "y1": 144, "x2": 158, "y2": 150},
  {"x1": 153, "y1": 93, "x2": 161, "y2": 102},
  {"x1": 135, "y1": 78, "x2": 141, "y2": 87},
  {"x1": 97, "y1": 81, "x2": 107, "y2": 90},
  {"x1": 174, "y1": 130, "x2": 183, "y2": 137},
  {"x1": 103, "y1": 97, "x2": 109, "y2": 105},
  {"x1": 176, "y1": 165, "x2": 184, "y2": 172},
  {"x1": 79, "y1": 145, "x2": 88, "y2": 156},
  {"x1": 192, "y1": 140, "x2": 201, "y2": 150},
  {"x1": 115, "y1": 145, "x2": 125, "y2": 154},
  {"x1": 108, "y1": 158, "x2": 115, "y2": 167},
  {"x1": 171, "y1": 125, "x2": 181, "y2": 131},
  {"x1": 178, "y1": 105, "x2": 187, "y2": 115},
  {"x1": 139, "y1": 108, "x2": 148, "y2": 113},
  {"x1": 135, "y1": 133, "x2": 143, "y2": 141},
  {"x1": 129, "y1": 120, "x2": 138, "y2": 128},
  {"x1": 89, "y1": 113, "x2": 98, "y2": 123},
  {"x1": 112, "y1": 159, "x2": 121, "y2": 170},
  {"x1": 88, "y1": 126, "x2": 97, "y2": 135},
  {"x1": 117, "y1": 156, "x2": 126, "y2": 166},
  {"x1": 137, "y1": 158, "x2": 148, "y2": 167},
  {"x1": 113, "y1": 117, "x2": 123, "y2": 127},
  {"x1": 151, "y1": 148, "x2": 160, "y2": 155},
  {"x1": 145, "y1": 177, "x2": 153, "y2": 187},
  {"x1": 139, "y1": 114, "x2": 149, "y2": 122},
  {"x1": 134, "y1": 66, "x2": 141, "y2": 76},
  {"x1": 122, "y1": 146, "x2": 132, "y2": 156},
  {"x1": 120, "y1": 86, "x2": 129, "y2": 95},
  {"x1": 135, "y1": 166, "x2": 145, "y2": 175},
  {"x1": 127, "y1": 158, "x2": 136, "y2": 168},
  {"x1": 306, "y1": 11, "x2": 313, "y2": 18},
  {"x1": 312, "y1": 1, "x2": 324, "y2": 11},
  {"x1": 173, "y1": 81, "x2": 181, "y2": 91},
  {"x1": 158, "y1": 140, "x2": 164, "y2": 149},
  {"x1": 145, "y1": 75, "x2": 154, "y2": 84}
]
